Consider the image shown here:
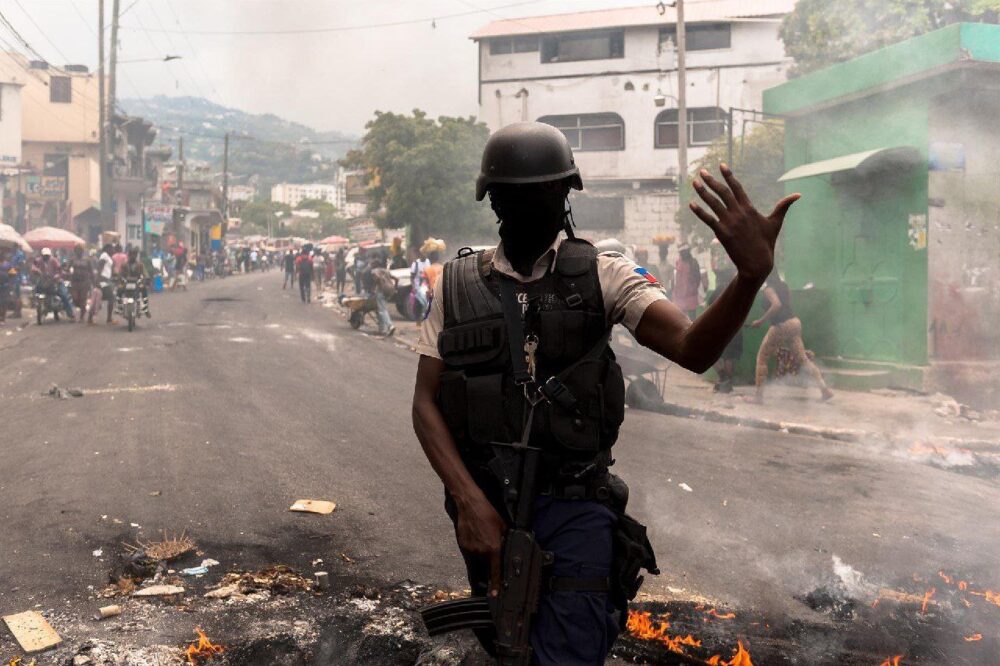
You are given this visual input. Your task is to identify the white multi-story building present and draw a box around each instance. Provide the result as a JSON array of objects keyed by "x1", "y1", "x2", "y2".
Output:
[
  {"x1": 270, "y1": 181, "x2": 339, "y2": 209},
  {"x1": 337, "y1": 168, "x2": 369, "y2": 219},
  {"x1": 470, "y1": 0, "x2": 794, "y2": 251}
]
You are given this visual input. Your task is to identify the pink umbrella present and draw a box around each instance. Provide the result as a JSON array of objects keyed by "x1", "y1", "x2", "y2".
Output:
[
  {"x1": 0, "y1": 223, "x2": 32, "y2": 253},
  {"x1": 24, "y1": 226, "x2": 86, "y2": 251},
  {"x1": 319, "y1": 235, "x2": 349, "y2": 246}
]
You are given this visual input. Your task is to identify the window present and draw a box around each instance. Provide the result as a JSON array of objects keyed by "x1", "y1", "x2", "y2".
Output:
[
  {"x1": 654, "y1": 107, "x2": 726, "y2": 148},
  {"x1": 50, "y1": 76, "x2": 72, "y2": 103},
  {"x1": 489, "y1": 36, "x2": 539, "y2": 55},
  {"x1": 659, "y1": 23, "x2": 731, "y2": 52},
  {"x1": 538, "y1": 113, "x2": 625, "y2": 151},
  {"x1": 541, "y1": 30, "x2": 624, "y2": 63},
  {"x1": 570, "y1": 196, "x2": 625, "y2": 230}
]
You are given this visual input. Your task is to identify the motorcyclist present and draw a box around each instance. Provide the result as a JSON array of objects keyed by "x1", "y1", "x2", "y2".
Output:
[
  {"x1": 31, "y1": 247, "x2": 75, "y2": 318},
  {"x1": 118, "y1": 247, "x2": 151, "y2": 318}
]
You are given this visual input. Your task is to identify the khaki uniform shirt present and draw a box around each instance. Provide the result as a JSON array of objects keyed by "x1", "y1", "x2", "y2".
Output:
[{"x1": 417, "y1": 237, "x2": 669, "y2": 359}]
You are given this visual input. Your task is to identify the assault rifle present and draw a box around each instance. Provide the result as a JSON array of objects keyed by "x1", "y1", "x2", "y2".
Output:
[{"x1": 419, "y1": 407, "x2": 551, "y2": 665}]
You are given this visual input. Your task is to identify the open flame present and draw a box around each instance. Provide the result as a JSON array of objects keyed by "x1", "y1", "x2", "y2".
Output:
[
  {"x1": 706, "y1": 640, "x2": 753, "y2": 666},
  {"x1": 626, "y1": 610, "x2": 702, "y2": 655},
  {"x1": 920, "y1": 587, "x2": 936, "y2": 614},
  {"x1": 963, "y1": 633, "x2": 983, "y2": 642},
  {"x1": 937, "y1": 570, "x2": 1000, "y2": 608},
  {"x1": 626, "y1": 610, "x2": 753, "y2": 665},
  {"x1": 879, "y1": 656, "x2": 903, "y2": 666},
  {"x1": 183, "y1": 628, "x2": 225, "y2": 664}
]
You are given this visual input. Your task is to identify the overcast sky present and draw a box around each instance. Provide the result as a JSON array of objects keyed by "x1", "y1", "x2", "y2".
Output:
[{"x1": 9, "y1": 0, "x2": 650, "y2": 134}]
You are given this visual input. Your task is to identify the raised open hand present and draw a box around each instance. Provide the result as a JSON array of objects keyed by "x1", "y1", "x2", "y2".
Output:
[{"x1": 689, "y1": 164, "x2": 799, "y2": 282}]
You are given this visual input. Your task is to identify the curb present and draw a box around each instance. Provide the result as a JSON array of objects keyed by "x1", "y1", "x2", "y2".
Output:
[{"x1": 655, "y1": 400, "x2": 867, "y2": 443}]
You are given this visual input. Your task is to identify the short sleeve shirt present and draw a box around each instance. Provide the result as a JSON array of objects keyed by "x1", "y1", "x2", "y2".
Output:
[{"x1": 416, "y1": 237, "x2": 669, "y2": 359}]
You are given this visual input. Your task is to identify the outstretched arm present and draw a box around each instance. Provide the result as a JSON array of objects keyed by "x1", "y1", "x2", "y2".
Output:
[{"x1": 634, "y1": 164, "x2": 799, "y2": 373}]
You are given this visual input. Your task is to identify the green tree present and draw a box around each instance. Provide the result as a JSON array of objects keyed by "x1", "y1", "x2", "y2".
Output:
[
  {"x1": 781, "y1": 0, "x2": 1000, "y2": 75},
  {"x1": 343, "y1": 110, "x2": 494, "y2": 245},
  {"x1": 677, "y1": 122, "x2": 786, "y2": 249},
  {"x1": 238, "y1": 200, "x2": 291, "y2": 236}
]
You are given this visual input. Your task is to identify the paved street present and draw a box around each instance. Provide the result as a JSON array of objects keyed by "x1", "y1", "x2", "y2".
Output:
[{"x1": 2, "y1": 272, "x2": 999, "y2": 662}]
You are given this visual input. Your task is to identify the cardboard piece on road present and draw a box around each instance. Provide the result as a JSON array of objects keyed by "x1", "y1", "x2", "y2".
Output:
[
  {"x1": 3, "y1": 610, "x2": 62, "y2": 652},
  {"x1": 289, "y1": 499, "x2": 336, "y2": 515}
]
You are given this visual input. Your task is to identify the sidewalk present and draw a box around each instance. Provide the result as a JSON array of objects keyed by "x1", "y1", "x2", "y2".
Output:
[{"x1": 342, "y1": 301, "x2": 1000, "y2": 452}]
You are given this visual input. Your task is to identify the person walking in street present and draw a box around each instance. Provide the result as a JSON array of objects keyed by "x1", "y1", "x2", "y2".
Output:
[
  {"x1": 672, "y1": 243, "x2": 702, "y2": 319},
  {"x1": 352, "y1": 248, "x2": 368, "y2": 295},
  {"x1": 707, "y1": 266, "x2": 742, "y2": 393},
  {"x1": 334, "y1": 248, "x2": 347, "y2": 295},
  {"x1": 409, "y1": 246, "x2": 430, "y2": 320},
  {"x1": 370, "y1": 255, "x2": 397, "y2": 336},
  {"x1": 68, "y1": 245, "x2": 96, "y2": 323},
  {"x1": 749, "y1": 272, "x2": 833, "y2": 403},
  {"x1": 312, "y1": 250, "x2": 325, "y2": 294},
  {"x1": 97, "y1": 244, "x2": 117, "y2": 324},
  {"x1": 0, "y1": 248, "x2": 18, "y2": 324},
  {"x1": 412, "y1": 122, "x2": 800, "y2": 665},
  {"x1": 282, "y1": 249, "x2": 296, "y2": 289},
  {"x1": 296, "y1": 247, "x2": 314, "y2": 303},
  {"x1": 171, "y1": 242, "x2": 188, "y2": 291}
]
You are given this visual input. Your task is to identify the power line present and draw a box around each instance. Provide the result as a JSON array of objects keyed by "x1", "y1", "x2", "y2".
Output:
[
  {"x1": 162, "y1": 0, "x2": 226, "y2": 106},
  {"x1": 121, "y1": 0, "x2": 550, "y2": 36},
  {"x1": 146, "y1": 1, "x2": 216, "y2": 103},
  {"x1": 130, "y1": 6, "x2": 205, "y2": 99}
]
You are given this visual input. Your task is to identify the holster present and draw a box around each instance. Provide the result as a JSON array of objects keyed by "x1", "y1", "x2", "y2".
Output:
[{"x1": 611, "y1": 512, "x2": 659, "y2": 614}]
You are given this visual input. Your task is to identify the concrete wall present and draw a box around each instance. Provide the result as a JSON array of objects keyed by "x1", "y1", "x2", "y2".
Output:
[
  {"x1": 478, "y1": 21, "x2": 789, "y2": 180},
  {"x1": 21, "y1": 141, "x2": 101, "y2": 222},
  {"x1": 927, "y1": 86, "x2": 1000, "y2": 361},
  {"x1": 0, "y1": 83, "x2": 22, "y2": 167}
]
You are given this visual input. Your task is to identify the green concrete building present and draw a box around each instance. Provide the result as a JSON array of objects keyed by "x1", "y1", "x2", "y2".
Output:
[{"x1": 760, "y1": 23, "x2": 1000, "y2": 405}]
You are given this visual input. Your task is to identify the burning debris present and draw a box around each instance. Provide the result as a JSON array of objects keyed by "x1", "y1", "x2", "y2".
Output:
[
  {"x1": 618, "y1": 604, "x2": 756, "y2": 665},
  {"x1": 213, "y1": 565, "x2": 312, "y2": 596},
  {"x1": 182, "y1": 628, "x2": 225, "y2": 664}
]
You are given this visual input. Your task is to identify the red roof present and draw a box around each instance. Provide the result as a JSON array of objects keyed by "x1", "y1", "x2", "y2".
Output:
[{"x1": 470, "y1": 0, "x2": 795, "y2": 39}]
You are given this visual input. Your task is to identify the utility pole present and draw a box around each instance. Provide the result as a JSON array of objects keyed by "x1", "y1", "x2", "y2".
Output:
[
  {"x1": 98, "y1": 0, "x2": 108, "y2": 229},
  {"x1": 221, "y1": 132, "x2": 229, "y2": 220},
  {"x1": 676, "y1": 0, "x2": 688, "y2": 193},
  {"x1": 177, "y1": 136, "x2": 184, "y2": 196},
  {"x1": 108, "y1": 0, "x2": 120, "y2": 120}
]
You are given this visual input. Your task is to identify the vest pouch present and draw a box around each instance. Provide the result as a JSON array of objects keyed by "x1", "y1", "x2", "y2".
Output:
[
  {"x1": 438, "y1": 318, "x2": 507, "y2": 369},
  {"x1": 545, "y1": 358, "x2": 605, "y2": 453},
  {"x1": 537, "y1": 310, "x2": 605, "y2": 365},
  {"x1": 601, "y1": 358, "x2": 626, "y2": 439},
  {"x1": 437, "y1": 371, "x2": 468, "y2": 440},
  {"x1": 466, "y1": 373, "x2": 507, "y2": 445}
]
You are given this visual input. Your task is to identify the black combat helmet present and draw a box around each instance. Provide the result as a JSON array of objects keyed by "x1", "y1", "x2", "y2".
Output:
[{"x1": 475, "y1": 121, "x2": 584, "y2": 201}]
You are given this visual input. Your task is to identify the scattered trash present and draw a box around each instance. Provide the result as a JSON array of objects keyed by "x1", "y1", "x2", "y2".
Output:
[
  {"x1": 201, "y1": 559, "x2": 220, "y2": 568},
  {"x1": 311, "y1": 558, "x2": 324, "y2": 567},
  {"x1": 289, "y1": 499, "x2": 336, "y2": 515},
  {"x1": 133, "y1": 584, "x2": 185, "y2": 598},
  {"x1": 679, "y1": 482, "x2": 693, "y2": 492},
  {"x1": 217, "y1": 565, "x2": 312, "y2": 595},
  {"x1": 94, "y1": 605, "x2": 121, "y2": 620},
  {"x1": 148, "y1": 491, "x2": 161, "y2": 497},
  {"x1": 183, "y1": 628, "x2": 225, "y2": 664},
  {"x1": 314, "y1": 572, "x2": 330, "y2": 590},
  {"x1": 340, "y1": 552, "x2": 355, "y2": 563},
  {"x1": 99, "y1": 576, "x2": 138, "y2": 598},
  {"x1": 44, "y1": 385, "x2": 83, "y2": 400},
  {"x1": 123, "y1": 531, "x2": 196, "y2": 562},
  {"x1": 3, "y1": 611, "x2": 62, "y2": 652},
  {"x1": 182, "y1": 567, "x2": 210, "y2": 577},
  {"x1": 92, "y1": 548, "x2": 103, "y2": 558}
]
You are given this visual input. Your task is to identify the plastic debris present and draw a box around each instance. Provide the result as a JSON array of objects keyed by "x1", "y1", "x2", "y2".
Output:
[
  {"x1": 289, "y1": 499, "x2": 336, "y2": 515},
  {"x1": 679, "y1": 482, "x2": 693, "y2": 492}
]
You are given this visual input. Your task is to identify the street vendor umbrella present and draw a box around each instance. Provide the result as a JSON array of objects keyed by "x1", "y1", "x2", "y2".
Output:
[
  {"x1": 0, "y1": 223, "x2": 32, "y2": 253},
  {"x1": 23, "y1": 226, "x2": 85, "y2": 251},
  {"x1": 319, "y1": 235, "x2": 348, "y2": 246}
]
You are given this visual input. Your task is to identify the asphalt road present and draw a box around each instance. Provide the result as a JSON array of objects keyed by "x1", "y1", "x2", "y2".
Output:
[{"x1": 2, "y1": 271, "x2": 998, "y2": 656}]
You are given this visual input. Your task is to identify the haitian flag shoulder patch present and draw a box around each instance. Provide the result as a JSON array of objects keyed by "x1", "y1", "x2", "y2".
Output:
[{"x1": 634, "y1": 266, "x2": 658, "y2": 284}]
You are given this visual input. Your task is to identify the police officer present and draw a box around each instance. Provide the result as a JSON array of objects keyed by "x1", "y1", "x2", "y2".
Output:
[{"x1": 412, "y1": 121, "x2": 798, "y2": 664}]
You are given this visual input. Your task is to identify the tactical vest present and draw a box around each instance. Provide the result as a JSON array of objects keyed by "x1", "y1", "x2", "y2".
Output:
[{"x1": 436, "y1": 239, "x2": 626, "y2": 482}]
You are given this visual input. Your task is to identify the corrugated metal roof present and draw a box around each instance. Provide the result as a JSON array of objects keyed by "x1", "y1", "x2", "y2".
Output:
[{"x1": 470, "y1": 0, "x2": 796, "y2": 39}]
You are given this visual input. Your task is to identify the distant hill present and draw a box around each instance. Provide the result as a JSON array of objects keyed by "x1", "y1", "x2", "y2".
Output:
[{"x1": 120, "y1": 95, "x2": 358, "y2": 192}]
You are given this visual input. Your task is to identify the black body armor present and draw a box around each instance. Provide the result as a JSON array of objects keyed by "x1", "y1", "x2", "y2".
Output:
[{"x1": 436, "y1": 238, "x2": 626, "y2": 483}]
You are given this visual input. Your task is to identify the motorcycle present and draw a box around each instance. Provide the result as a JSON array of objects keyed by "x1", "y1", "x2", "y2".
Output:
[
  {"x1": 32, "y1": 275, "x2": 65, "y2": 325},
  {"x1": 116, "y1": 279, "x2": 143, "y2": 332}
]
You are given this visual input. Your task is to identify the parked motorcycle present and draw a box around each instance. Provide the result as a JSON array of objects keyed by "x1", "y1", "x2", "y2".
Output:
[{"x1": 32, "y1": 275, "x2": 65, "y2": 325}]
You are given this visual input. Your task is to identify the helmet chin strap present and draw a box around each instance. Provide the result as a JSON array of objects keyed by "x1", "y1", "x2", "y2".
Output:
[{"x1": 562, "y1": 197, "x2": 577, "y2": 240}]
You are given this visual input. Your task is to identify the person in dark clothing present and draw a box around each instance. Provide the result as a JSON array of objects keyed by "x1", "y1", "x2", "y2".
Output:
[
  {"x1": 412, "y1": 121, "x2": 800, "y2": 664},
  {"x1": 707, "y1": 267, "x2": 742, "y2": 393},
  {"x1": 295, "y1": 248, "x2": 314, "y2": 303},
  {"x1": 68, "y1": 245, "x2": 95, "y2": 323},
  {"x1": 749, "y1": 273, "x2": 833, "y2": 403},
  {"x1": 334, "y1": 248, "x2": 347, "y2": 295},
  {"x1": 118, "y1": 247, "x2": 151, "y2": 317},
  {"x1": 282, "y1": 250, "x2": 296, "y2": 289}
]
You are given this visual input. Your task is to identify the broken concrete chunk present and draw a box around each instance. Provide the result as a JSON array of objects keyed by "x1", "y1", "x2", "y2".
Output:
[
  {"x1": 132, "y1": 584, "x2": 184, "y2": 598},
  {"x1": 203, "y1": 584, "x2": 240, "y2": 599}
]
